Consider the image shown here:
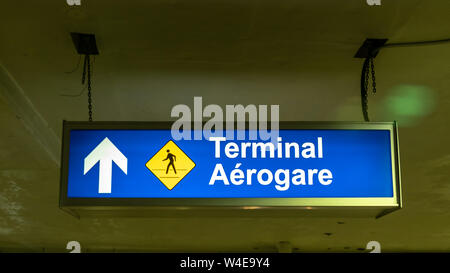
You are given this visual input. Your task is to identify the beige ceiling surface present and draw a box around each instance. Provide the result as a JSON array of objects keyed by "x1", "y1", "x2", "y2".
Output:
[{"x1": 0, "y1": 0, "x2": 449, "y2": 252}]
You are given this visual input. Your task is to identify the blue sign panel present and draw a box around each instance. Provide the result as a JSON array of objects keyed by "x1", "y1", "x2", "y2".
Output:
[{"x1": 65, "y1": 127, "x2": 396, "y2": 199}]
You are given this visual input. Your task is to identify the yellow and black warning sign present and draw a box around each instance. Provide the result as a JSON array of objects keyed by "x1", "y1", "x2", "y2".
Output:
[{"x1": 146, "y1": 140, "x2": 195, "y2": 190}]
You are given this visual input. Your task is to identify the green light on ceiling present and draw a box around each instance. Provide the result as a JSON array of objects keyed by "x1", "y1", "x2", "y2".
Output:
[{"x1": 383, "y1": 84, "x2": 435, "y2": 126}]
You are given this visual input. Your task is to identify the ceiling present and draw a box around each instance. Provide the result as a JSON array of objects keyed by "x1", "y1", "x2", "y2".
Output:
[{"x1": 0, "y1": 0, "x2": 449, "y2": 252}]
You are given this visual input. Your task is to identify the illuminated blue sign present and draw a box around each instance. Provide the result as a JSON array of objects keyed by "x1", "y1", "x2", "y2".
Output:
[{"x1": 61, "y1": 123, "x2": 400, "y2": 204}]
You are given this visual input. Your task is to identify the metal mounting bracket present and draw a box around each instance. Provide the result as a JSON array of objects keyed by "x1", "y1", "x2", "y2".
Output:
[
  {"x1": 354, "y1": 38, "x2": 388, "y2": 58},
  {"x1": 70, "y1": 32, "x2": 99, "y2": 55}
]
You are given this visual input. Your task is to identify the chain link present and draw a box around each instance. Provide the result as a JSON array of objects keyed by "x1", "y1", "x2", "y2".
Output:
[
  {"x1": 361, "y1": 57, "x2": 377, "y2": 122},
  {"x1": 362, "y1": 58, "x2": 370, "y2": 121},
  {"x1": 370, "y1": 57, "x2": 376, "y2": 94},
  {"x1": 87, "y1": 55, "x2": 93, "y2": 122},
  {"x1": 81, "y1": 55, "x2": 87, "y2": 85},
  {"x1": 364, "y1": 59, "x2": 370, "y2": 94}
]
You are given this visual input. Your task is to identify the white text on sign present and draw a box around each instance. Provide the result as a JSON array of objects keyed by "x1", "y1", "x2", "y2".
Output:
[{"x1": 208, "y1": 137, "x2": 333, "y2": 191}]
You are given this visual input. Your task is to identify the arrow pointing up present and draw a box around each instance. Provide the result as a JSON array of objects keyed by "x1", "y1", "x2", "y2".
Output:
[{"x1": 84, "y1": 137, "x2": 127, "y2": 194}]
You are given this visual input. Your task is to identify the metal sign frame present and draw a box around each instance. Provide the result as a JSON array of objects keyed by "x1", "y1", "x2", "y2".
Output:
[{"x1": 59, "y1": 121, "x2": 402, "y2": 218}]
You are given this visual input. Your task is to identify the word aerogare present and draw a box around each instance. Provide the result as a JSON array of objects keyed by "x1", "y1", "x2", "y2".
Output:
[{"x1": 208, "y1": 137, "x2": 334, "y2": 191}]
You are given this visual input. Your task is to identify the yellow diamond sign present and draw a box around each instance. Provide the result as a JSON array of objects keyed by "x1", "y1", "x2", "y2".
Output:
[{"x1": 146, "y1": 140, "x2": 195, "y2": 190}]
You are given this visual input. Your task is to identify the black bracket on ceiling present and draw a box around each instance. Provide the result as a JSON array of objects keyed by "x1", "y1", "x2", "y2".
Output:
[
  {"x1": 354, "y1": 38, "x2": 388, "y2": 58},
  {"x1": 70, "y1": 32, "x2": 99, "y2": 55}
]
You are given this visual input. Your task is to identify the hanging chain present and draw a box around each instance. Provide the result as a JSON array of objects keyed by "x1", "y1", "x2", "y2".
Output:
[
  {"x1": 370, "y1": 57, "x2": 376, "y2": 94},
  {"x1": 81, "y1": 55, "x2": 87, "y2": 85},
  {"x1": 87, "y1": 55, "x2": 93, "y2": 122},
  {"x1": 364, "y1": 57, "x2": 377, "y2": 94},
  {"x1": 365, "y1": 57, "x2": 377, "y2": 94},
  {"x1": 364, "y1": 59, "x2": 370, "y2": 94},
  {"x1": 362, "y1": 58, "x2": 370, "y2": 121},
  {"x1": 81, "y1": 54, "x2": 93, "y2": 122},
  {"x1": 361, "y1": 57, "x2": 377, "y2": 122}
]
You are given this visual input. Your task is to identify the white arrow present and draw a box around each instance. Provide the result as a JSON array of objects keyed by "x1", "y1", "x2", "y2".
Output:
[{"x1": 83, "y1": 137, "x2": 127, "y2": 194}]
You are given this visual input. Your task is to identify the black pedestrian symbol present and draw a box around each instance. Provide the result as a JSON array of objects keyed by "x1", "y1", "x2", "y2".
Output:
[{"x1": 163, "y1": 149, "x2": 177, "y2": 174}]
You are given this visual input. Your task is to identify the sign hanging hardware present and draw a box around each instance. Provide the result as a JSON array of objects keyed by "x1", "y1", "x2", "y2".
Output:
[
  {"x1": 354, "y1": 38, "x2": 387, "y2": 122},
  {"x1": 355, "y1": 37, "x2": 450, "y2": 122},
  {"x1": 81, "y1": 55, "x2": 93, "y2": 121},
  {"x1": 360, "y1": 56, "x2": 377, "y2": 122},
  {"x1": 70, "y1": 33, "x2": 99, "y2": 122}
]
